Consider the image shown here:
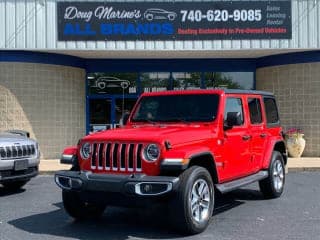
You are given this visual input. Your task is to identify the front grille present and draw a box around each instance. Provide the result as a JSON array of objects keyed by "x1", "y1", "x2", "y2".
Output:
[
  {"x1": 0, "y1": 144, "x2": 36, "y2": 160},
  {"x1": 90, "y1": 143, "x2": 143, "y2": 172}
]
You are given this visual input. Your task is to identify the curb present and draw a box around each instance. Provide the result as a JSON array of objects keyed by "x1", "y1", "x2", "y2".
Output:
[{"x1": 287, "y1": 167, "x2": 320, "y2": 172}]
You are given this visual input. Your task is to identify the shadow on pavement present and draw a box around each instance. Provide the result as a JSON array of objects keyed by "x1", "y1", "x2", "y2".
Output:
[
  {"x1": 8, "y1": 189, "x2": 261, "y2": 239},
  {"x1": 0, "y1": 185, "x2": 26, "y2": 197}
]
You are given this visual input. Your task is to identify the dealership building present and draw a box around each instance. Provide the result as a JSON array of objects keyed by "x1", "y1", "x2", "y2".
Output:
[{"x1": 1, "y1": 0, "x2": 320, "y2": 159}]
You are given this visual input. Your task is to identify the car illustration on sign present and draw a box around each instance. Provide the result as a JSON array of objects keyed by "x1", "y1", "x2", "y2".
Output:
[
  {"x1": 91, "y1": 77, "x2": 130, "y2": 93},
  {"x1": 144, "y1": 8, "x2": 177, "y2": 21}
]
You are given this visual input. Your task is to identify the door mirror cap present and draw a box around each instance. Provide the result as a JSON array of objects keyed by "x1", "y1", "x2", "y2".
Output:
[{"x1": 224, "y1": 112, "x2": 242, "y2": 130}]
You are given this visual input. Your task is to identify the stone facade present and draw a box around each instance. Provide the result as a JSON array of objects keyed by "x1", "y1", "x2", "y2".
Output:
[
  {"x1": 0, "y1": 62, "x2": 86, "y2": 159},
  {"x1": 256, "y1": 63, "x2": 320, "y2": 157}
]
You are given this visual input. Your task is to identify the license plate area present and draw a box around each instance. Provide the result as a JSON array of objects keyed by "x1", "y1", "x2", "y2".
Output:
[{"x1": 14, "y1": 159, "x2": 28, "y2": 171}]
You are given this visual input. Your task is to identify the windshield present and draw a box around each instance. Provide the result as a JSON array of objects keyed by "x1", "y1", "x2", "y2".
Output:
[{"x1": 132, "y1": 94, "x2": 219, "y2": 123}]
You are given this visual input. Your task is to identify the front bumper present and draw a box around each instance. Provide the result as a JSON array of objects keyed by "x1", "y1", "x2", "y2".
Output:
[
  {"x1": 0, "y1": 156, "x2": 40, "y2": 171},
  {"x1": 55, "y1": 170, "x2": 179, "y2": 197},
  {"x1": 0, "y1": 166, "x2": 38, "y2": 183}
]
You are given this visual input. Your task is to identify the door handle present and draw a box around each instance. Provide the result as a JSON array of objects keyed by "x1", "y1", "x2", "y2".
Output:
[
  {"x1": 260, "y1": 133, "x2": 267, "y2": 138},
  {"x1": 242, "y1": 135, "x2": 252, "y2": 141}
]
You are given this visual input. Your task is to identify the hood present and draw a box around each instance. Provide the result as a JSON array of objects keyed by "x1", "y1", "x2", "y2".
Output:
[
  {"x1": 0, "y1": 132, "x2": 35, "y2": 145},
  {"x1": 83, "y1": 124, "x2": 216, "y2": 146}
]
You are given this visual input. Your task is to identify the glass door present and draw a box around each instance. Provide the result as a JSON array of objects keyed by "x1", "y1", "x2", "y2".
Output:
[
  {"x1": 114, "y1": 97, "x2": 138, "y2": 128},
  {"x1": 89, "y1": 97, "x2": 138, "y2": 133},
  {"x1": 89, "y1": 98, "x2": 112, "y2": 133}
]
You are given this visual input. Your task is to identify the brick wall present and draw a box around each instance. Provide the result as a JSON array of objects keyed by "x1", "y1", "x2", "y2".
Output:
[
  {"x1": 256, "y1": 63, "x2": 320, "y2": 157},
  {"x1": 0, "y1": 62, "x2": 86, "y2": 159}
]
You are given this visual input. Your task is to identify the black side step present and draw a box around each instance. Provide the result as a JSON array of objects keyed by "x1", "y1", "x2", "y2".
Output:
[{"x1": 215, "y1": 171, "x2": 268, "y2": 194}]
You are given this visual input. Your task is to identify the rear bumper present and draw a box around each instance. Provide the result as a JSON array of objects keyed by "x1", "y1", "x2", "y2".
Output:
[{"x1": 55, "y1": 170, "x2": 179, "y2": 198}]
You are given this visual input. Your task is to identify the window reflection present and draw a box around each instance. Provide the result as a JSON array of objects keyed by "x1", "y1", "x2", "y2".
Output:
[
  {"x1": 172, "y1": 72, "x2": 201, "y2": 90},
  {"x1": 204, "y1": 72, "x2": 253, "y2": 90},
  {"x1": 140, "y1": 72, "x2": 170, "y2": 92}
]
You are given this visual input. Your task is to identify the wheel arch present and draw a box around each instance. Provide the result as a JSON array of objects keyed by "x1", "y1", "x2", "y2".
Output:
[
  {"x1": 274, "y1": 141, "x2": 287, "y2": 165},
  {"x1": 188, "y1": 152, "x2": 219, "y2": 184},
  {"x1": 263, "y1": 140, "x2": 287, "y2": 169}
]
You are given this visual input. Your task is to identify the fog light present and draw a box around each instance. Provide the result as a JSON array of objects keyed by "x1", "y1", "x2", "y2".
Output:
[
  {"x1": 134, "y1": 182, "x2": 172, "y2": 196},
  {"x1": 142, "y1": 184, "x2": 152, "y2": 194}
]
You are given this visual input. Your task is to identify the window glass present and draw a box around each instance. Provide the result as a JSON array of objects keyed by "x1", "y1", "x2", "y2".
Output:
[
  {"x1": 88, "y1": 72, "x2": 138, "y2": 94},
  {"x1": 264, "y1": 98, "x2": 279, "y2": 124},
  {"x1": 172, "y1": 72, "x2": 201, "y2": 90},
  {"x1": 140, "y1": 72, "x2": 170, "y2": 92},
  {"x1": 224, "y1": 98, "x2": 244, "y2": 125},
  {"x1": 204, "y1": 72, "x2": 254, "y2": 90},
  {"x1": 248, "y1": 98, "x2": 263, "y2": 124},
  {"x1": 132, "y1": 94, "x2": 219, "y2": 122}
]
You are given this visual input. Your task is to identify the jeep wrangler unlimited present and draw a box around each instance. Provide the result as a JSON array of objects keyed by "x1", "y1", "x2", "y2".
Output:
[{"x1": 55, "y1": 89, "x2": 286, "y2": 234}]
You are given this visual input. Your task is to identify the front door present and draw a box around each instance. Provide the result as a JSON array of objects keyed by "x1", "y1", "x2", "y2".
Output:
[{"x1": 221, "y1": 96, "x2": 252, "y2": 181}]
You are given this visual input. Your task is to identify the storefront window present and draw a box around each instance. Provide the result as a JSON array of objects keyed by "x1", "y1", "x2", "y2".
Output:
[
  {"x1": 88, "y1": 72, "x2": 138, "y2": 95},
  {"x1": 204, "y1": 72, "x2": 254, "y2": 90},
  {"x1": 140, "y1": 72, "x2": 170, "y2": 92},
  {"x1": 172, "y1": 72, "x2": 201, "y2": 90}
]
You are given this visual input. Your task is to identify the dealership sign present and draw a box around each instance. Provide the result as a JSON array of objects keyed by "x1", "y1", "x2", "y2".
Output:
[{"x1": 57, "y1": 1, "x2": 292, "y2": 41}]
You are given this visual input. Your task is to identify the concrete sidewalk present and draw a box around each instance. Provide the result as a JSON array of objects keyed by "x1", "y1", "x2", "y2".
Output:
[{"x1": 39, "y1": 157, "x2": 320, "y2": 174}]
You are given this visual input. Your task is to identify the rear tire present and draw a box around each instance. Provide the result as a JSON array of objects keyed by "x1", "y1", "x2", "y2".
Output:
[
  {"x1": 62, "y1": 190, "x2": 106, "y2": 220},
  {"x1": 259, "y1": 151, "x2": 285, "y2": 199},
  {"x1": 170, "y1": 166, "x2": 214, "y2": 235},
  {"x1": 2, "y1": 180, "x2": 29, "y2": 191}
]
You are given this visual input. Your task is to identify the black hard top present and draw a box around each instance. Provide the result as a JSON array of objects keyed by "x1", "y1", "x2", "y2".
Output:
[{"x1": 224, "y1": 89, "x2": 274, "y2": 96}]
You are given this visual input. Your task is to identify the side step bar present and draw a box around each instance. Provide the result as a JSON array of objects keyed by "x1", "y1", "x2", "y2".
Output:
[{"x1": 215, "y1": 171, "x2": 269, "y2": 194}]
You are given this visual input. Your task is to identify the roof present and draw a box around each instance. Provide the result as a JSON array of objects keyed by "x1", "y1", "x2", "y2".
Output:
[
  {"x1": 141, "y1": 89, "x2": 274, "y2": 97},
  {"x1": 224, "y1": 89, "x2": 274, "y2": 96}
]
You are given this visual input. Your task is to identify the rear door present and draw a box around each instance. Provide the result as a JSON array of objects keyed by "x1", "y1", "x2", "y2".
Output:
[{"x1": 247, "y1": 96, "x2": 267, "y2": 173}]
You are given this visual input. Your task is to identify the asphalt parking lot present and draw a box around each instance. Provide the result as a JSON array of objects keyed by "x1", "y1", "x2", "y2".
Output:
[{"x1": 1, "y1": 172, "x2": 320, "y2": 240}]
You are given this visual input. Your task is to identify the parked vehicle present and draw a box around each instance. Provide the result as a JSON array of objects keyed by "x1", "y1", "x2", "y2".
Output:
[
  {"x1": 0, "y1": 130, "x2": 40, "y2": 190},
  {"x1": 55, "y1": 89, "x2": 287, "y2": 234}
]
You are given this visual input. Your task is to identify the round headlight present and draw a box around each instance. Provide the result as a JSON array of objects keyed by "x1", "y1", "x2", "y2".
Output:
[
  {"x1": 143, "y1": 144, "x2": 160, "y2": 162},
  {"x1": 80, "y1": 142, "x2": 91, "y2": 159}
]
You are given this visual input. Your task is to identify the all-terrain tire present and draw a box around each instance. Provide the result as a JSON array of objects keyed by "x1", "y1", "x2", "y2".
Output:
[
  {"x1": 259, "y1": 151, "x2": 285, "y2": 199},
  {"x1": 170, "y1": 166, "x2": 214, "y2": 235}
]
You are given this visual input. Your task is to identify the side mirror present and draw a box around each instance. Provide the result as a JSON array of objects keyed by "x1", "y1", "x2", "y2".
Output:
[
  {"x1": 6, "y1": 130, "x2": 30, "y2": 138},
  {"x1": 120, "y1": 112, "x2": 130, "y2": 126},
  {"x1": 224, "y1": 112, "x2": 242, "y2": 130}
]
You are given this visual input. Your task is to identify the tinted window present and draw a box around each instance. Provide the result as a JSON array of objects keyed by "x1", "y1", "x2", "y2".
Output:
[
  {"x1": 248, "y1": 98, "x2": 262, "y2": 124},
  {"x1": 224, "y1": 98, "x2": 244, "y2": 125},
  {"x1": 132, "y1": 94, "x2": 219, "y2": 122},
  {"x1": 264, "y1": 98, "x2": 279, "y2": 124}
]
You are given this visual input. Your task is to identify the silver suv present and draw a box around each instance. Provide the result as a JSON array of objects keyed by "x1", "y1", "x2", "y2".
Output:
[{"x1": 0, "y1": 130, "x2": 40, "y2": 190}]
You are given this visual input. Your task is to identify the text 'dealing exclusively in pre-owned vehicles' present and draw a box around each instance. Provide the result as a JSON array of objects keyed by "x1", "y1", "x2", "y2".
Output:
[{"x1": 55, "y1": 89, "x2": 287, "y2": 234}]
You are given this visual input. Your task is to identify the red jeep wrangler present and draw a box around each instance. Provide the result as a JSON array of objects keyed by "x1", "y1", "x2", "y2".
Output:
[{"x1": 55, "y1": 89, "x2": 287, "y2": 234}]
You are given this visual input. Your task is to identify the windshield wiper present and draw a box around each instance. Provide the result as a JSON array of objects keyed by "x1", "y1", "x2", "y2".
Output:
[
  {"x1": 131, "y1": 118, "x2": 156, "y2": 124},
  {"x1": 158, "y1": 118, "x2": 190, "y2": 124}
]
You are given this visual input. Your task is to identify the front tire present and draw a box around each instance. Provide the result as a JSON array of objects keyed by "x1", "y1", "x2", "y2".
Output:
[
  {"x1": 259, "y1": 151, "x2": 285, "y2": 199},
  {"x1": 170, "y1": 166, "x2": 214, "y2": 235},
  {"x1": 2, "y1": 180, "x2": 29, "y2": 191},
  {"x1": 62, "y1": 190, "x2": 106, "y2": 220}
]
